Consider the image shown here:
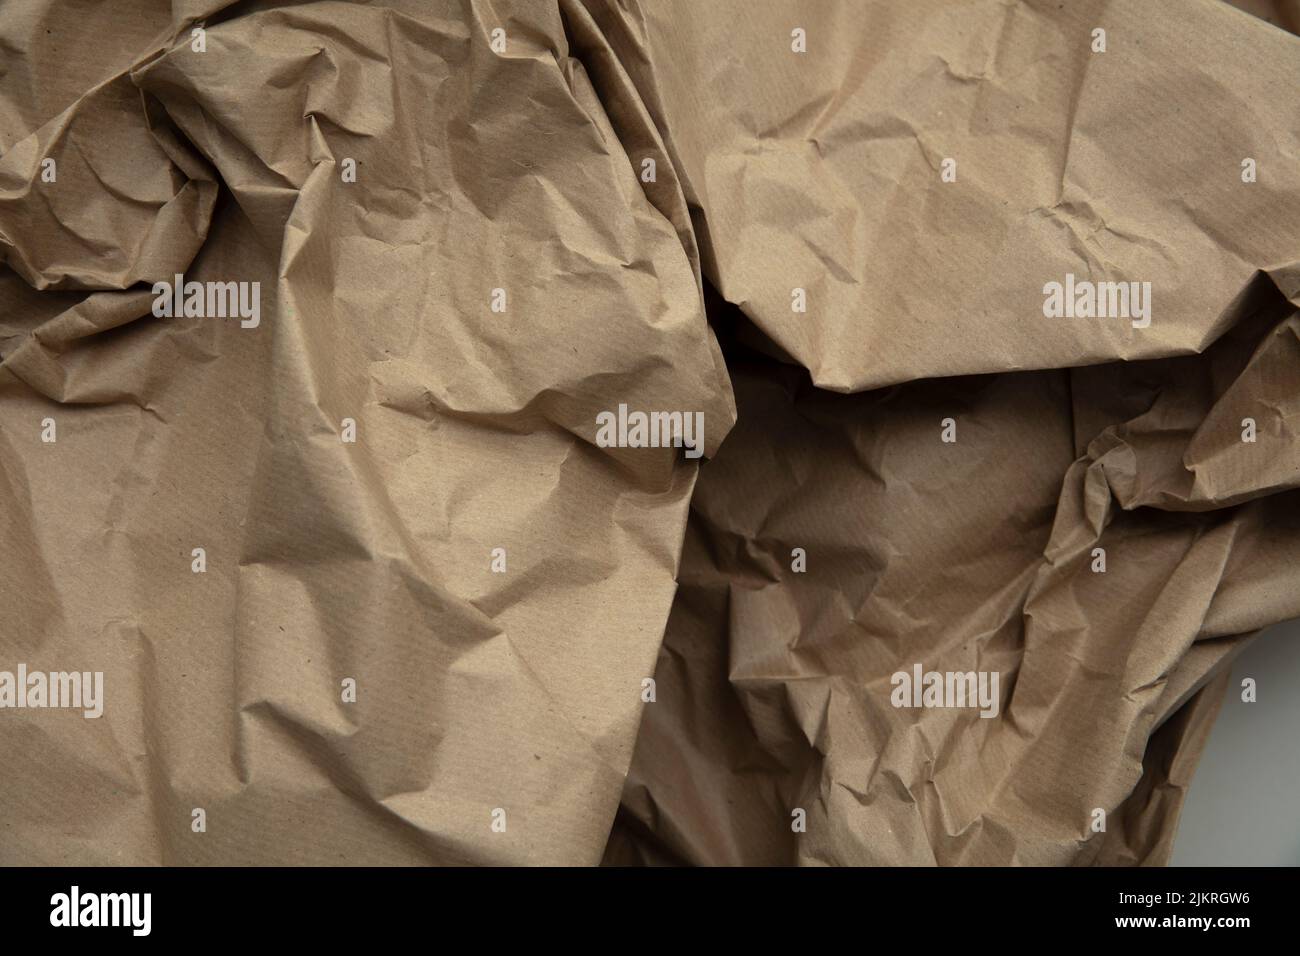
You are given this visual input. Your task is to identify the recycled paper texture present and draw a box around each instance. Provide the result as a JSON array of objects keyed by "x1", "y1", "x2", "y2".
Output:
[{"x1": 1, "y1": 0, "x2": 1297, "y2": 866}]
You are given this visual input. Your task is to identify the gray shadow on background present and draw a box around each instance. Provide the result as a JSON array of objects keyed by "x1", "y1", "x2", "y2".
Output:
[{"x1": 1170, "y1": 619, "x2": 1300, "y2": 866}]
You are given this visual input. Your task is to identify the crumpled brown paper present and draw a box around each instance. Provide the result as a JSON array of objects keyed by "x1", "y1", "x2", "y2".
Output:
[
  {"x1": 1, "y1": 0, "x2": 1296, "y2": 866},
  {"x1": 1, "y1": 0, "x2": 733, "y2": 865},
  {"x1": 600, "y1": 0, "x2": 1300, "y2": 865}
]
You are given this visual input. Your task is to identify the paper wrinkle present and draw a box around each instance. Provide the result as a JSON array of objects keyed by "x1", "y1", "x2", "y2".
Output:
[{"x1": 4, "y1": 0, "x2": 1300, "y2": 867}]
